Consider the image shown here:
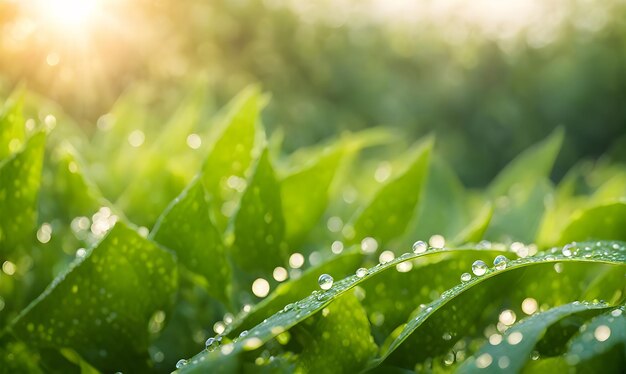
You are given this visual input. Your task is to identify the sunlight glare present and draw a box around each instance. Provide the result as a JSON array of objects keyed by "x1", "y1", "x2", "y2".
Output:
[{"x1": 34, "y1": 0, "x2": 101, "y2": 30}]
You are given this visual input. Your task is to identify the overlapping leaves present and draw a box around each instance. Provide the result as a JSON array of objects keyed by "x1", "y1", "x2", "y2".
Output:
[{"x1": 1, "y1": 89, "x2": 625, "y2": 374}]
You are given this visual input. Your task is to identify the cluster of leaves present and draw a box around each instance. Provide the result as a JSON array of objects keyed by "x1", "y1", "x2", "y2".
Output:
[{"x1": 0, "y1": 87, "x2": 624, "y2": 373}]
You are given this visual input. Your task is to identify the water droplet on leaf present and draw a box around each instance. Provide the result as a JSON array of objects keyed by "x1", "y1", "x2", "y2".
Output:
[
  {"x1": 318, "y1": 274, "x2": 334, "y2": 290},
  {"x1": 472, "y1": 260, "x2": 488, "y2": 276}
]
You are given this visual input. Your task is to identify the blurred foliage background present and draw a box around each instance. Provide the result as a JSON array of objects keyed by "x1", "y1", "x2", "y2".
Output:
[{"x1": 1, "y1": 0, "x2": 625, "y2": 186}]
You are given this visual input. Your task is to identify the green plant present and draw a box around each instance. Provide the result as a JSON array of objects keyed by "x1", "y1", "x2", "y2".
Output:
[{"x1": 0, "y1": 87, "x2": 624, "y2": 373}]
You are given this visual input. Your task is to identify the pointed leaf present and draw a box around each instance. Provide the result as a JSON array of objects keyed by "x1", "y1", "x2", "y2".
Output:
[
  {"x1": 0, "y1": 132, "x2": 46, "y2": 257},
  {"x1": 0, "y1": 95, "x2": 25, "y2": 160},
  {"x1": 347, "y1": 138, "x2": 432, "y2": 246},
  {"x1": 488, "y1": 128, "x2": 563, "y2": 197},
  {"x1": 202, "y1": 87, "x2": 262, "y2": 229},
  {"x1": 281, "y1": 145, "x2": 345, "y2": 246},
  {"x1": 151, "y1": 177, "x2": 231, "y2": 304},
  {"x1": 231, "y1": 148, "x2": 286, "y2": 273}
]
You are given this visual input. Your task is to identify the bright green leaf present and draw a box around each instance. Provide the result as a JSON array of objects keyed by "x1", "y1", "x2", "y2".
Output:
[
  {"x1": 151, "y1": 177, "x2": 231, "y2": 304},
  {"x1": 231, "y1": 148, "x2": 286, "y2": 274},
  {"x1": 281, "y1": 144, "x2": 345, "y2": 246},
  {"x1": 488, "y1": 127, "x2": 563, "y2": 197},
  {"x1": 347, "y1": 137, "x2": 432, "y2": 246},
  {"x1": 0, "y1": 132, "x2": 46, "y2": 257},
  {"x1": 9, "y1": 222, "x2": 178, "y2": 373},
  {"x1": 557, "y1": 201, "x2": 626, "y2": 244}
]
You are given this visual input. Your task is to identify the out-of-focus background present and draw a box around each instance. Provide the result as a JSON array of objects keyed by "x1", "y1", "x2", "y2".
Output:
[{"x1": 1, "y1": 0, "x2": 625, "y2": 186}]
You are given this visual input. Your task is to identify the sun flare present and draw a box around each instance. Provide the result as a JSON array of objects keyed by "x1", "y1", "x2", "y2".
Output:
[{"x1": 32, "y1": 0, "x2": 101, "y2": 31}]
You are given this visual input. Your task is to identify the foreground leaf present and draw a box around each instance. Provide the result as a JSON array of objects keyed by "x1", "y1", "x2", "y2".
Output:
[
  {"x1": 9, "y1": 222, "x2": 178, "y2": 373},
  {"x1": 295, "y1": 292, "x2": 377, "y2": 373},
  {"x1": 457, "y1": 302, "x2": 611, "y2": 373},
  {"x1": 376, "y1": 242, "x2": 625, "y2": 370}
]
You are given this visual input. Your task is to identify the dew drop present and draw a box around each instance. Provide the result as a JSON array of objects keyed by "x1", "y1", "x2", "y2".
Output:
[
  {"x1": 239, "y1": 330, "x2": 249, "y2": 338},
  {"x1": 379, "y1": 250, "x2": 394, "y2": 264},
  {"x1": 318, "y1": 274, "x2": 334, "y2": 290},
  {"x1": 412, "y1": 240, "x2": 427, "y2": 254},
  {"x1": 562, "y1": 244, "x2": 573, "y2": 257},
  {"x1": 460, "y1": 272, "x2": 471, "y2": 282},
  {"x1": 176, "y1": 359, "x2": 188, "y2": 369},
  {"x1": 493, "y1": 255, "x2": 508, "y2": 271},
  {"x1": 356, "y1": 268, "x2": 368, "y2": 278},
  {"x1": 472, "y1": 260, "x2": 488, "y2": 276},
  {"x1": 205, "y1": 337, "x2": 215, "y2": 348}
]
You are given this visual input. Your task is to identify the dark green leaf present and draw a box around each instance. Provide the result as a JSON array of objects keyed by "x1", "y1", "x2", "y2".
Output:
[
  {"x1": 295, "y1": 291, "x2": 377, "y2": 373},
  {"x1": 456, "y1": 302, "x2": 611, "y2": 373}
]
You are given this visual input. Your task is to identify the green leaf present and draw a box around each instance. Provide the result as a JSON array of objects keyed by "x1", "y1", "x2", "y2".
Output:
[
  {"x1": 151, "y1": 177, "x2": 231, "y2": 304},
  {"x1": 485, "y1": 179, "x2": 552, "y2": 243},
  {"x1": 456, "y1": 302, "x2": 611, "y2": 373},
  {"x1": 557, "y1": 201, "x2": 626, "y2": 244},
  {"x1": 375, "y1": 241, "x2": 625, "y2": 370},
  {"x1": 360, "y1": 248, "x2": 507, "y2": 343},
  {"x1": 226, "y1": 250, "x2": 362, "y2": 337},
  {"x1": 295, "y1": 291, "x2": 377, "y2": 373},
  {"x1": 452, "y1": 203, "x2": 494, "y2": 245},
  {"x1": 565, "y1": 305, "x2": 625, "y2": 371},
  {"x1": 488, "y1": 128, "x2": 563, "y2": 197},
  {"x1": 47, "y1": 144, "x2": 110, "y2": 220},
  {"x1": 407, "y1": 156, "x2": 468, "y2": 242},
  {"x1": 177, "y1": 242, "x2": 624, "y2": 373},
  {"x1": 202, "y1": 87, "x2": 263, "y2": 230},
  {"x1": 0, "y1": 94, "x2": 25, "y2": 160},
  {"x1": 9, "y1": 222, "x2": 178, "y2": 373},
  {"x1": 281, "y1": 144, "x2": 345, "y2": 246},
  {"x1": 113, "y1": 86, "x2": 209, "y2": 227},
  {"x1": 231, "y1": 148, "x2": 286, "y2": 274},
  {"x1": 347, "y1": 137, "x2": 432, "y2": 246},
  {"x1": 0, "y1": 131, "x2": 46, "y2": 257}
]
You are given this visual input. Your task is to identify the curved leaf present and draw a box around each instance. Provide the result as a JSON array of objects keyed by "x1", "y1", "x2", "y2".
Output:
[
  {"x1": 375, "y1": 241, "x2": 625, "y2": 370},
  {"x1": 565, "y1": 305, "x2": 625, "y2": 372},
  {"x1": 558, "y1": 201, "x2": 626, "y2": 244},
  {"x1": 456, "y1": 302, "x2": 611, "y2": 373}
]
